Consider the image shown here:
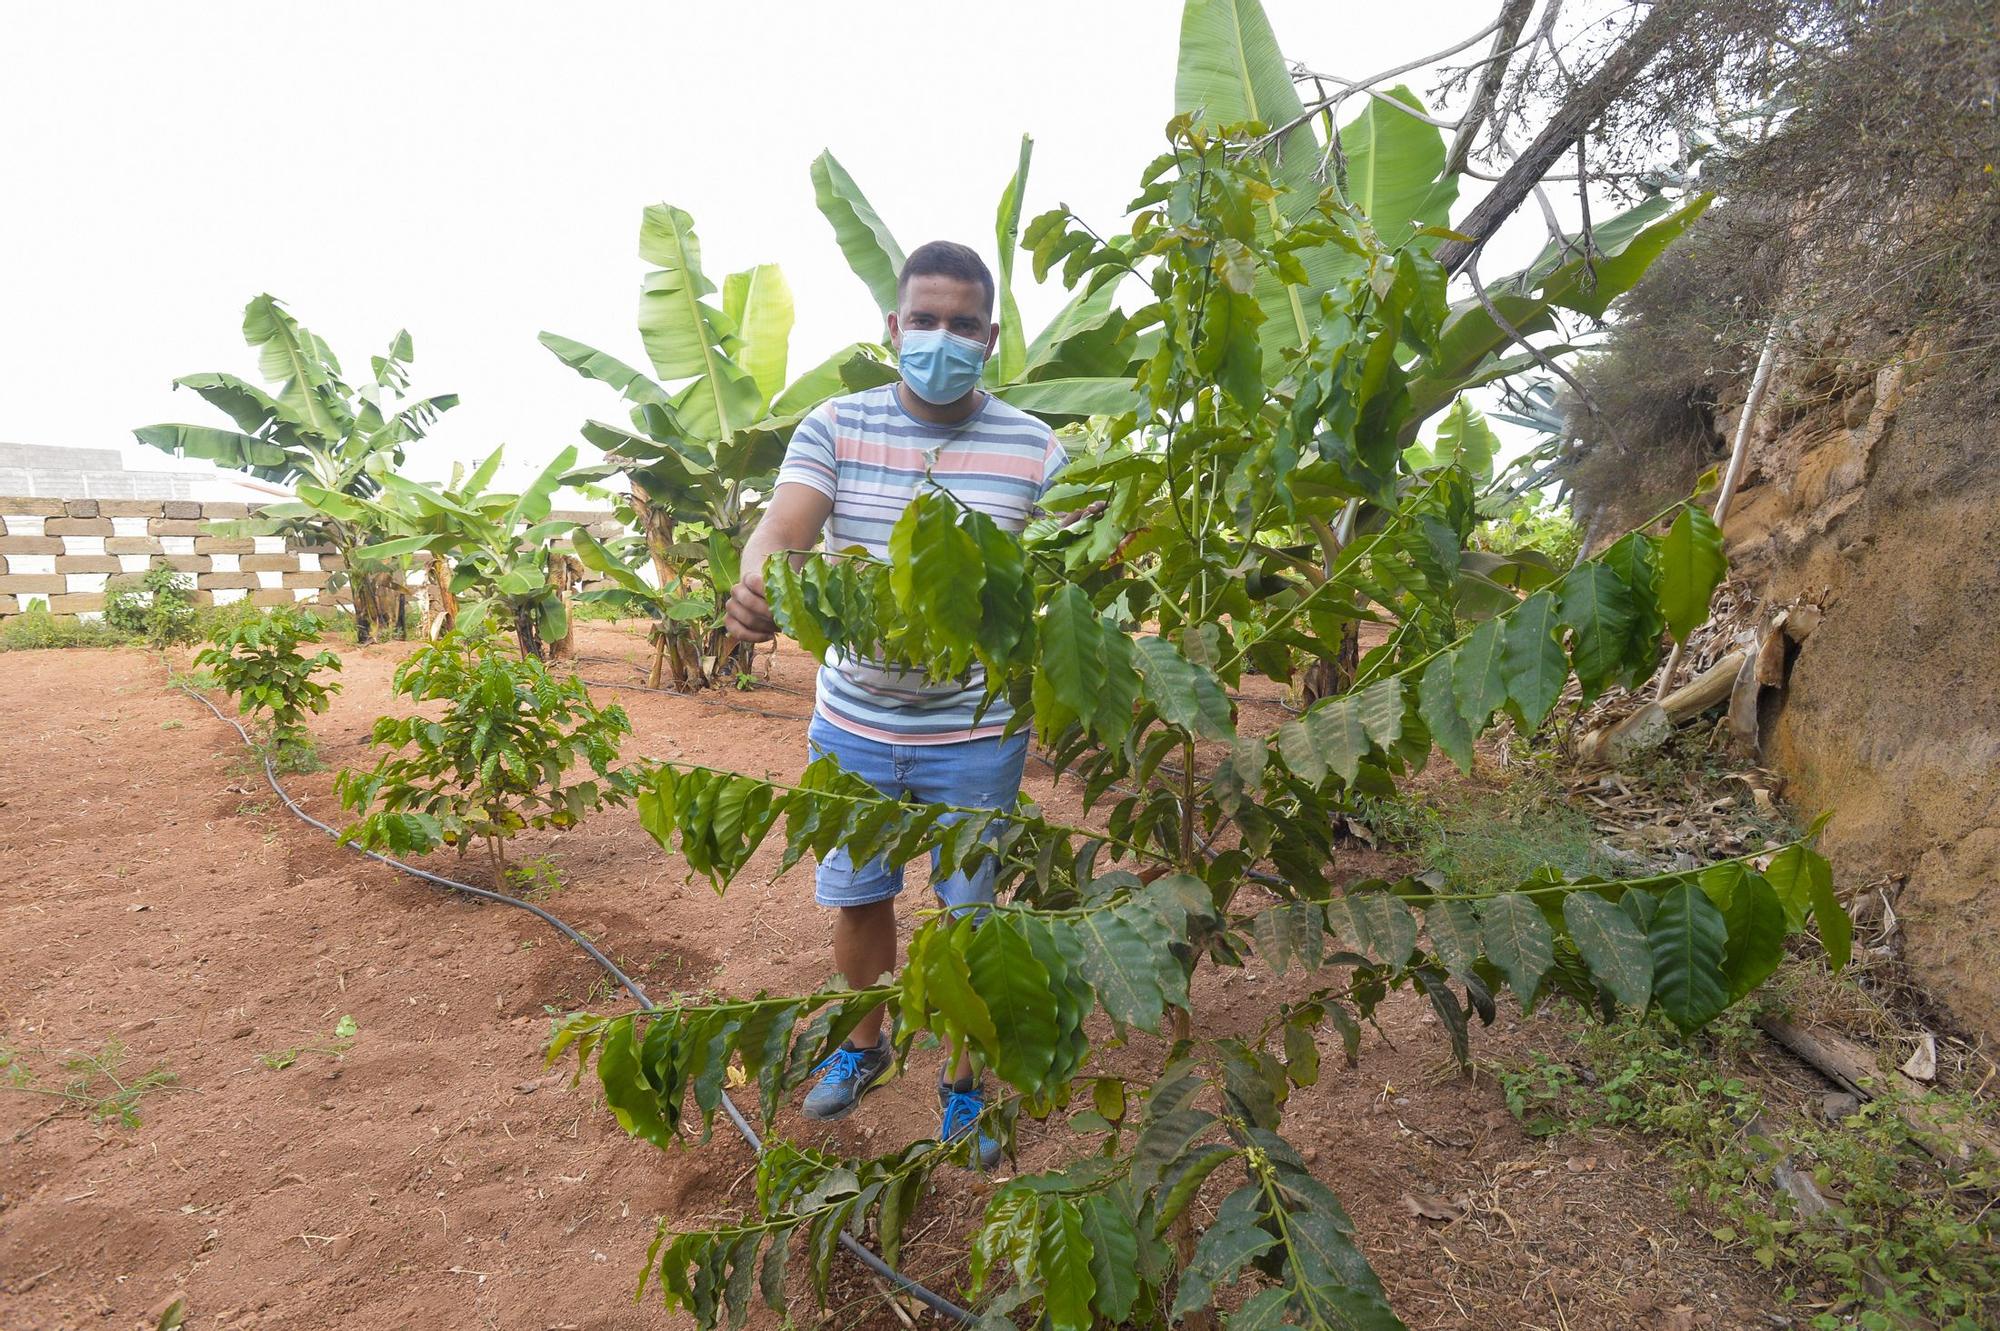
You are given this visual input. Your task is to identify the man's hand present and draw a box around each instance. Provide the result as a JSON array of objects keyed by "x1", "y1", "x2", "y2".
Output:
[
  {"x1": 725, "y1": 566, "x2": 777, "y2": 644},
  {"x1": 728, "y1": 481, "x2": 833, "y2": 646}
]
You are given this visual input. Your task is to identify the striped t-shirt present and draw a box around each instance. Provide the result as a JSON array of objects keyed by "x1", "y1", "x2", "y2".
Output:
[{"x1": 774, "y1": 383, "x2": 1067, "y2": 745}]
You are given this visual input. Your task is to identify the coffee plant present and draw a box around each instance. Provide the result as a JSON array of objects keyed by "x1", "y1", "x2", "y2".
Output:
[
  {"x1": 540, "y1": 103, "x2": 1851, "y2": 1331},
  {"x1": 334, "y1": 633, "x2": 639, "y2": 876},
  {"x1": 192, "y1": 605, "x2": 342, "y2": 763}
]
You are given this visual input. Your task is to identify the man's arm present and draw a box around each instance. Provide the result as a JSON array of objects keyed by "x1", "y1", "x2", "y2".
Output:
[{"x1": 725, "y1": 481, "x2": 834, "y2": 643}]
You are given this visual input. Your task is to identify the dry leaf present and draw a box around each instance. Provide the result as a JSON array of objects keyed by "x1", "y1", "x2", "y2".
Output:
[
  {"x1": 1902, "y1": 1032, "x2": 1938, "y2": 1083},
  {"x1": 1400, "y1": 1191, "x2": 1463, "y2": 1223}
]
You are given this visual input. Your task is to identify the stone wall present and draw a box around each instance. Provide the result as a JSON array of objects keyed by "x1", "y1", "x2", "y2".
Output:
[
  {"x1": 0, "y1": 496, "x2": 340, "y2": 616},
  {"x1": 0, "y1": 496, "x2": 625, "y2": 618}
]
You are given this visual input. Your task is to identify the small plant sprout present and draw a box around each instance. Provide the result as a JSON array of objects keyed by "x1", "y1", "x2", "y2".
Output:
[
  {"x1": 257, "y1": 1015, "x2": 360, "y2": 1072},
  {"x1": 0, "y1": 1040, "x2": 181, "y2": 1129}
]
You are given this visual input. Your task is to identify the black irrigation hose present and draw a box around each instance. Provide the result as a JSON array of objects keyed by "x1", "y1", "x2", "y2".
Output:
[{"x1": 167, "y1": 667, "x2": 975, "y2": 1325}]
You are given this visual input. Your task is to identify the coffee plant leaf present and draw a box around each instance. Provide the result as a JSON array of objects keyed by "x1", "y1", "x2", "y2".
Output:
[
  {"x1": 1557, "y1": 561, "x2": 1637, "y2": 701},
  {"x1": 1649, "y1": 882, "x2": 1731, "y2": 1032},
  {"x1": 1479, "y1": 892, "x2": 1555, "y2": 1012},
  {"x1": 1133, "y1": 634, "x2": 1235, "y2": 740},
  {"x1": 1657, "y1": 505, "x2": 1727, "y2": 643},
  {"x1": 1450, "y1": 615, "x2": 1507, "y2": 730},
  {"x1": 1500, "y1": 589, "x2": 1567, "y2": 729},
  {"x1": 1417, "y1": 654, "x2": 1476, "y2": 774},
  {"x1": 1720, "y1": 872, "x2": 1788, "y2": 1002},
  {"x1": 1561, "y1": 892, "x2": 1654, "y2": 1011}
]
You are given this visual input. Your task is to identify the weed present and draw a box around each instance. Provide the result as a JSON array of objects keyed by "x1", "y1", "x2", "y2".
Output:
[
  {"x1": 1359, "y1": 775, "x2": 1620, "y2": 891},
  {"x1": 1499, "y1": 1006, "x2": 2000, "y2": 1329},
  {"x1": 265, "y1": 734, "x2": 324, "y2": 776},
  {"x1": 257, "y1": 1015, "x2": 359, "y2": 1071},
  {"x1": 0, "y1": 1039, "x2": 179, "y2": 1128},
  {"x1": 0, "y1": 604, "x2": 132, "y2": 651},
  {"x1": 503, "y1": 856, "x2": 565, "y2": 899},
  {"x1": 159, "y1": 719, "x2": 184, "y2": 731}
]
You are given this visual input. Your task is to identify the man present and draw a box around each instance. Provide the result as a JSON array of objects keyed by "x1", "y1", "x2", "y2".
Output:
[{"x1": 724, "y1": 240, "x2": 1064, "y2": 1170}]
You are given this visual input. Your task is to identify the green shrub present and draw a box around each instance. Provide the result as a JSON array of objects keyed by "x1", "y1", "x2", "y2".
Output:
[
  {"x1": 189, "y1": 596, "x2": 266, "y2": 643},
  {"x1": 102, "y1": 577, "x2": 146, "y2": 634},
  {"x1": 102, "y1": 565, "x2": 200, "y2": 645},
  {"x1": 0, "y1": 604, "x2": 130, "y2": 651},
  {"x1": 333, "y1": 633, "x2": 638, "y2": 875},
  {"x1": 192, "y1": 607, "x2": 342, "y2": 768}
]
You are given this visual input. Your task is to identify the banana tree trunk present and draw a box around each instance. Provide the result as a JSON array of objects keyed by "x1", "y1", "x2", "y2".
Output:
[
  {"x1": 1297, "y1": 622, "x2": 1360, "y2": 706},
  {"x1": 672, "y1": 629, "x2": 706, "y2": 690},
  {"x1": 426, "y1": 554, "x2": 458, "y2": 639},
  {"x1": 350, "y1": 568, "x2": 405, "y2": 645},
  {"x1": 515, "y1": 613, "x2": 545, "y2": 661},
  {"x1": 704, "y1": 625, "x2": 756, "y2": 685},
  {"x1": 632, "y1": 484, "x2": 713, "y2": 691},
  {"x1": 547, "y1": 553, "x2": 581, "y2": 662},
  {"x1": 647, "y1": 626, "x2": 669, "y2": 689}
]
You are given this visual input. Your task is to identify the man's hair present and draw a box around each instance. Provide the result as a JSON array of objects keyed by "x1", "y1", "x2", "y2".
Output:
[{"x1": 896, "y1": 241, "x2": 995, "y2": 315}]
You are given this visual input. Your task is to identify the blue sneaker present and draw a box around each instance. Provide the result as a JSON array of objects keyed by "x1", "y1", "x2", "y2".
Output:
[
  {"x1": 938, "y1": 1079, "x2": 1003, "y2": 1170},
  {"x1": 800, "y1": 1036, "x2": 893, "y2": 1121}
]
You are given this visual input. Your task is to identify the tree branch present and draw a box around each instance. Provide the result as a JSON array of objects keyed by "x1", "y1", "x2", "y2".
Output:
[
  {"x1": 1436, "y1": 0, "x2": 1684, "y2": 275},
  {"x1": 1464, "y1": 242, "x2": 1596, "y2": 416},
  {"x1": 1444, "y1": 0, "x2": 1538, "y2": 177}
]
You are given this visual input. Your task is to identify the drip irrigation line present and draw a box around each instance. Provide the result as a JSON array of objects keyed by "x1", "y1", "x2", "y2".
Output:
[{"x1": 165, "y1": 666, "x2": 974, "y2": 1325}]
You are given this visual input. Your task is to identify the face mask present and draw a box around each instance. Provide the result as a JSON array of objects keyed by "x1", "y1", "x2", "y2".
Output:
[{"x1": 896, "y1": 327, "x2": 987, "y2": 405}]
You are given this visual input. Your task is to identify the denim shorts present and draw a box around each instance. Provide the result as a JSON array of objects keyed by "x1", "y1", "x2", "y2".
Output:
[{"x1": 805, "y1": 712, "x2": 1030, "y2": 910}]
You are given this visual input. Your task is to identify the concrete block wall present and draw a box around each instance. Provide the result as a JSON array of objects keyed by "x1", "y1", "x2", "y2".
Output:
[{"x1": 0, "y1": 497, "x2": 628, "y2": 619}]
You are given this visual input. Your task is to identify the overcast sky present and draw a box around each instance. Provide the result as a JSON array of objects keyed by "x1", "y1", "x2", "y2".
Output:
[{"x1": 0, "y1": 0, "x2": 1565, "y2": 489}]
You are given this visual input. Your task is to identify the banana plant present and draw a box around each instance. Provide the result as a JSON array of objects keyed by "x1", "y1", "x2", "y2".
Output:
[
  {"x1": 341, "y1": 445, "x2": 583, "y2": 661},
  {"x1": 808, "y1": 140, "x2": 1151, "y2": 422},
  {"x1": 541, "y1": 204, "x2": 897, "y2": 690},
  {"x1": 568, "y1": 528, "x2": 716, "y2": 688},
  {"x1": 135, "y1": 294, "x2": 459, "y2": 642}
]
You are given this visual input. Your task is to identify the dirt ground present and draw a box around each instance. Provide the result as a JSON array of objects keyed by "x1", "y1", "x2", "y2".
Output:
[{"x1": 1, "y1": 624, "x2": 1793, "y2": 1330}]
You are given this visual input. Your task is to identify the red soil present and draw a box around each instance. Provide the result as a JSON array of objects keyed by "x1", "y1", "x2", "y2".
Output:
[{"x1": 0, "y1": 626, "x2": 1784, "y2": 1329}]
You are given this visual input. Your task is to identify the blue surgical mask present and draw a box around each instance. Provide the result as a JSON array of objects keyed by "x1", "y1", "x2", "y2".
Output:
[{"x1": 896, "y1": 327, "x2": 988, "y2": 404}]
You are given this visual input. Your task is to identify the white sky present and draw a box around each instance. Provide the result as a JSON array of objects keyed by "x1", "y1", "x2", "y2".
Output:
[{"x1": 0, "y1": 0, "x2": 1569, "y2": 489}]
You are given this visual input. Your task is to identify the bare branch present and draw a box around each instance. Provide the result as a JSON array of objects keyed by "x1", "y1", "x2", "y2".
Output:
[
  {"x1": 1434, "y1": 0, "x2": 1685, "y2": 275},
  {"x1": 1574, "y1": 136, "x2": 1598, "y2": 293},
  {"x1": 1465, "y1": 242, "x2": 1596, "y2": 415},
  {"x1": 1494, "y1": 0, "x2": 1568, "y2": 138},
  {"x1": 1291, "y1": 15, "x2": 1504, "y2": 105},
  {"x1": 1246, "y1": 13, "x2": 1505, "y2": 156},
  {"x1": 1530, "y1": 181, "x2": 1566, "y2": 249},
  {"x1": 1445, "y1": 0, "x2": 1538, "y2": 176}
]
